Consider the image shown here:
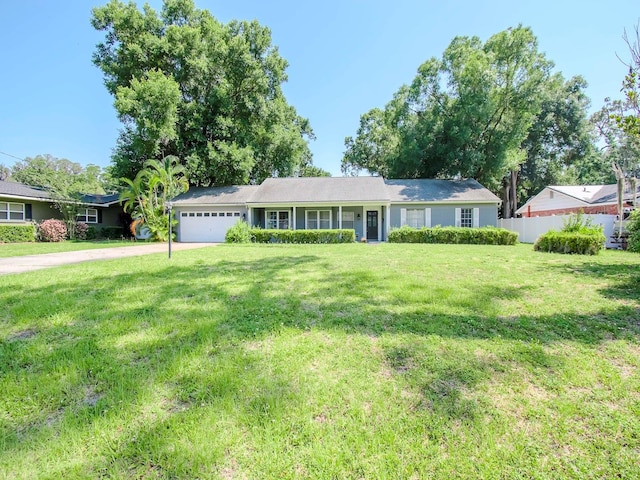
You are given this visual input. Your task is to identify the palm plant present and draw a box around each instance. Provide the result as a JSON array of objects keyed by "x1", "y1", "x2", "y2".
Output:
[{"x1": 119, "y1": 156, "x2": 189, "y2": 241}]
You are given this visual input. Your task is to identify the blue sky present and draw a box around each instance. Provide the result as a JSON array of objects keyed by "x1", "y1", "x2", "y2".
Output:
[{"x1": 0, "y1": 1, "x2": 637, "y2": 176}]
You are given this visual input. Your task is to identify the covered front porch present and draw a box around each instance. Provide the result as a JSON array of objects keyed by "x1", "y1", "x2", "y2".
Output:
[{"x1": 247, "y1": 204, "x2": 390, "y2": 241}]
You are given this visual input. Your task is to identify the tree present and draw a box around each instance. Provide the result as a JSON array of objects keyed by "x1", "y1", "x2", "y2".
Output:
[
  {"x1": 0, "y1": 163, "x2": 10, "y2": 181},
  {"x1": 92, "y1": 0, "x2": 316, "y2": 187},
  {"x1": 613, "y1": 24, "x2": 640, "y2": 140},
  {"x1": 119, "y1": 155, "x2": 188, "y2": 241},
  {"x1": 342, "y1": 26, "x2": 553, "y2": 217},
  {"x1": 519, "y1": 75, "x2": 608, "y2": 205},
  {"x1": 10, "y1": 154, "x2": 108, "y2": 194},
  {"x1": 10, "y1": 155, "x2": 113, "y2": 238},
  {"x1": 296, "y1": 162, "x2": 331, "y2": 177}
]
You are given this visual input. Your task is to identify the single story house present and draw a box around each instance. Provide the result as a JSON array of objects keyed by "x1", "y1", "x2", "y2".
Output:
[
  {"x1": 516, "y1": 184, "x2": 640, "y2": 218},
  {"x1": 0, "y1": 179, "x2": 123, "y2": 228},
  {"x1": 171, "y1": 177, "x2": 501, "y2": 242}
]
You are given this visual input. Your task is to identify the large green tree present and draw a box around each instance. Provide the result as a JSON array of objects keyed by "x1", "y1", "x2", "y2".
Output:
[
  {"x1": 342, "y1": 26, "x2": 601, "y2": 217},
  {"x1": 519, "y1": 74, "x2": 610, "y2": 205},
  {"x1": 92, "y1": 0, "x2": 314, "y2": 187},
  {"x1": 10, "y1": 154, "x2": 109, "y2": 195}
]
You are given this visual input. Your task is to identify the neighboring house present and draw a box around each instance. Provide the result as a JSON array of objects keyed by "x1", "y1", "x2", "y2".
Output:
[
  {"x1": 171, "y1": 177, "x2": 501, "y2": 242},
  {"x1": 0, "y1": 179, "x2": 123, "y2": 228},
  {"x1": 516, "y1": 184, "x2": 640, "y2": 218}
]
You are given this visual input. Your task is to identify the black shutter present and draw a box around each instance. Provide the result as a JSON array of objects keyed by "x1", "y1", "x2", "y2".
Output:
[
  {"x1": 25, "y1": 204, "x2": 32, "y2": 220},
  {"x1": 98, "y1": 209, "x2": 103, "y2": 224}
]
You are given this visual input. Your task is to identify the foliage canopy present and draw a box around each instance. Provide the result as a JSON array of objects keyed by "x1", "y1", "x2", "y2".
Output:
[{"x1": 92, "y1": 0, "x2": 315, "y2": 187}]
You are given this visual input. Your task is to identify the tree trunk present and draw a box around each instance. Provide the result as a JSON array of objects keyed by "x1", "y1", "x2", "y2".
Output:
[
  {"x1": 502, "y1": 180, "x2": 511, "y2": 218},
  {"x1": 509, "y1": 170, "x2": 518, "y2": 217}
]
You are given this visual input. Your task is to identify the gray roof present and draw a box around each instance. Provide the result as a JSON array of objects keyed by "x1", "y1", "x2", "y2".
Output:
[
  {"x1": 0, "y1": 180, "x2": 53, "y2": 200},
  {"x1": 171, "y1": 185, "x2": 260, "y2": 205},
  {"x1": 251, "y1": 176, "x2": 389, "y2": 203},
  {"x1": 549, "y1": 184, "x2": 639, "y2": 205},
  {"x1": 1, "y1": 180, "x2": 120, "y2": 205},
  {"x1": 171, "y1": 177, "x2": 501, "y2": 206},
  {"x1": 385, "y1": 178, "x2": 501, "y2": 203}
]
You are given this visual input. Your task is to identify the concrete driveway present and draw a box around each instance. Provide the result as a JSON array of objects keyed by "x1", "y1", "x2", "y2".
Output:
[{"x1": 0, "y1": 243, "x2": 217, "y2": 275}]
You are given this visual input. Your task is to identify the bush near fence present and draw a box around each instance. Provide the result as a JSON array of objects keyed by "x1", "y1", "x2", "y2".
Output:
[
  {"x1": 388, "y1": 226, "x2": 518, "y2": 245},
  {"x1": 534, "y1": 231, "x2": 606, "y2": 255},
  {"x1": 0, "y1": 224, "x2": 37, "y2": 243},
  {"x1": 250, "y1": 229, "x2": 356, "y2": 244}
]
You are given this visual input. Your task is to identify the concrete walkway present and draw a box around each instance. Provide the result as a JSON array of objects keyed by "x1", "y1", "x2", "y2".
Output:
[{"x1": 0, "y1": 243, "x2": 217, "y2": 275}]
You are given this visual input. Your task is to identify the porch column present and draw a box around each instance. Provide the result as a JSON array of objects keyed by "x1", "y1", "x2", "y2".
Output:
[
  {"x1": 385, "y1": 204, "x2": 391, "y2": 241},
  {"x1": 292, "y1": 206, "x2": 296, "y2": 230},
  {"x1": 247, "y1": 207, "x2": 252, "y2": 226},
  {"x1": 338, "y1": 205, "x2": 342, "y2": 229}
]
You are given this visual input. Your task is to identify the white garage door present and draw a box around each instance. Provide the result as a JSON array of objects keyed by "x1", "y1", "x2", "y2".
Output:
[{"x1": 179, "y1": 211, "x2": 242, "y2": 242}]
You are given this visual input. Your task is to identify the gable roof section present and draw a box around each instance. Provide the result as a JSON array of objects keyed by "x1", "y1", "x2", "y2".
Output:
[
  {"x1": 0, "y1": 180, "x2": 53, "y2": 201},
  {"x1": 250, "y1": 177, "x2": 389, "y2": 204},
  {"x1": 548, "y1": 185, "x2": 616, "y2": 204},
  {"x1": 385, "y1": 178, "x2": 501, "y2": 203},
  {"x1": 171, "y1": 185, "x2": 260, "y2": 205}
]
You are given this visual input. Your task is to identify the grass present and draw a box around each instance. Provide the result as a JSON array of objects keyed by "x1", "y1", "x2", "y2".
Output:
[
  {"x1": 0, "y1": 240, "x2": 146, "y2": 258},
  {"x1": 0, "y1": 243, "x2": 639, "y2": 479}
]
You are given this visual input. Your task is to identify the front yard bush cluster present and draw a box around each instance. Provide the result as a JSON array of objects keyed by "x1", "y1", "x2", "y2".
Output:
[
  {"x1": 388, "y1": 226, "x2": 518, "y2": 245},
  {"x1": 0, "y1": 224, "x2": 36, "y2": 243},
  {"x1": 534, "y1": 213, "x2": 606, "y2": 255},
  {"x1": 225, "y1": 223, "x2": 356, "y2": 244},
  {"x1": 37, "y1": 219, "x2": 68, "y2": 242}
]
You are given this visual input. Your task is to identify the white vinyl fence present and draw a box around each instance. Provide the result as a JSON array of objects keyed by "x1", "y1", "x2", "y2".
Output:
[{"x1": 498, "y1": 214, "x2": 619, "y2": 248}]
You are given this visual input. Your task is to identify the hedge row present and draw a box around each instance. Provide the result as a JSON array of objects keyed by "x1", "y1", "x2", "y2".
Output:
[
  {"x1": 388, "y1": 226, "x2": 518, "y2": 245},
  {"x1": 534, "y1": 231, "x2": 606, "y2": 255},
  {"x1": 0, "y1": 224, "x2": 37, "y2": 243},
  {"x1": 250, "y1": 229, "x2": 356, "y2": 244}
]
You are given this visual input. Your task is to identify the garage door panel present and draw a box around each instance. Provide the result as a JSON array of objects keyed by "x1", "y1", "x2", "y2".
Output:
[{"x1": 179, "y1": 211, "x2": 241, "y2": 242}]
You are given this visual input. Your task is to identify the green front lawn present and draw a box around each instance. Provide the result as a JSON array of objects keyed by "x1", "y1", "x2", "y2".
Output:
[
  {"x1": 1, "y1": 244, "x2": 639, "y2": 479},
  {"x1": 0, "y1": 240, "x2": 145, "y2": 258}
]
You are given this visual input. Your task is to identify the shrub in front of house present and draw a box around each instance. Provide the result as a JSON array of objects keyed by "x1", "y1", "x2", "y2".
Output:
[
  {"x1": 625, "y1": 209, "x2": 640, "y2": 253},
  {"x1": 534, "y1": 231, "x2": 605, "y2": 255},
  {"x1": 0, "y1": 224, "x2": 37, "y2": 243},
  {"x1": 37, "y1": 219, "x2": 68, "y2": 242},
  {"x1": 534, "y1": 213, "x2": 606, "y2": 255},
  {"x1": 75, "y1": 222, "x2": 89, "y2": 241},
  {"x1": 250, "y1": 229, "x2": 356, "y2": 244},
  {"x1": 100, "y1": 226, "x2": 126, "y2": 240},
  {"x1": 388, "y1": 226, "x2": 518, "y2": 245},
  {"x1": 225, "y1": 220, "x2": 252, "y2": 243}
]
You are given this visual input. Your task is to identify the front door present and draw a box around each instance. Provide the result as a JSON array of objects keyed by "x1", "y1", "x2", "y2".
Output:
[{"x1": 366, "y1": 211, "x2": 378, "y2": 240}]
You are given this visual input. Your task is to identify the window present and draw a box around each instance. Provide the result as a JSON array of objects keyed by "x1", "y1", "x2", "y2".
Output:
[
  {"x1": 267, "y1": 210, "x2": 290, "y2": 229},
  {"x1": 406, "y1": 209, "x2": 425, "y2": 228},
  {"x1": 0, "y1": 202, "x2": 25, "y2": 221},
  {"x1": 400, "y1": 208, "x2": 431, "y2": 228},
  {"x1": 306, "y1": 210, "x2": 331, "y2": 229},
  {"x1": 460, "y1": 208, "x2": 473, "y2": 228},
  {"x1": 76, "y1": 208, "x2": 98, "y2": 224},
  {"x1": 455, "y1": 207, "x2": 479, "y2": 228},
  {"x1": 342, "y1": 211, "x2": 355, "y2": 229}
]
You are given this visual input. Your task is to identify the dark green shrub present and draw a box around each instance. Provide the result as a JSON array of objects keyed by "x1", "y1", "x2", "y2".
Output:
[
  {"x1": 100, "y1": 226, "x2": 125, "y2": 240},
  {"x1": 388, "y1": 226, "x2": 518, "y2": 245},
  {"x1": 86, "y1": 226, "x2": 97, "y2": 240},
  {"x1": 225, "y1": 220, "x2": 252, "y2": 243},
  {"x1": 250, "y1": 229, "x2": 355, "y2": 244},
  {"x1": 626, "y1": 209, "x2": 640, "y2": 253},
  {"x1": 534, "y1": 213, "x2": 606, "y2": 255},
  {"x1": 534, "y1": 231, "x2": 605, "y2": 255},
  {"x1": 0, "y1": 224, "x2": 37, "y2": 243}
]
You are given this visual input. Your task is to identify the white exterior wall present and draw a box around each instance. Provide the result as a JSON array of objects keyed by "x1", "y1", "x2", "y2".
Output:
[
  {"x1": 498, "y1": 214, "x2": 618, "y2": 248},
  {"x1": 518, "y1": 188, "x2": 587, "y2": 215}
]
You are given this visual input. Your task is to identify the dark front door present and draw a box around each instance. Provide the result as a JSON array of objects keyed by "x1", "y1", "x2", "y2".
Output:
[{"x1": 366, "y1": 211, "x2": 378, "y2": 240}]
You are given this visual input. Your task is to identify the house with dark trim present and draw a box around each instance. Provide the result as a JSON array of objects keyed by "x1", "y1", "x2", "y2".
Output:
[
  {"x1": 172, "y1": 177, "x2": 501, "y2": 242},
  {"x1": 0, "y1": 179, "x2": 123, "y2": 229}
]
